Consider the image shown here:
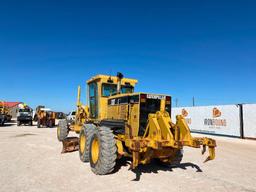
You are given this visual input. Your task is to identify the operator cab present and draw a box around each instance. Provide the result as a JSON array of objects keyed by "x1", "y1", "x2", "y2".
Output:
[{"x1": 86, "y1": 73, "x2": 138, "y2": 119}]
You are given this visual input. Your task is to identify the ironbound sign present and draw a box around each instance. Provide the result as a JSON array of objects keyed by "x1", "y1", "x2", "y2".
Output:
[{"x1": 172, "y1": 105, "x2": 241, "y2": 137}]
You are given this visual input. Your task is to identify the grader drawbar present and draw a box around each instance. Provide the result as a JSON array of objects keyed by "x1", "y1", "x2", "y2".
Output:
[{"x1": 57, "y1": 73, "x2": 216, "y2": 175}]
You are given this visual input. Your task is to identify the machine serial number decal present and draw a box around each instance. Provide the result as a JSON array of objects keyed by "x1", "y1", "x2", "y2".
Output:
[{"x1": 146, "y1": 94, "x2": 166, "y2": 100}]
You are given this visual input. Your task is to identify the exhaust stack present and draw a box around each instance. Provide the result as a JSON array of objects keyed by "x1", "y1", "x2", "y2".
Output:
[{"x1": 117, "y1": 72, "x2": 124, "y2": 94}]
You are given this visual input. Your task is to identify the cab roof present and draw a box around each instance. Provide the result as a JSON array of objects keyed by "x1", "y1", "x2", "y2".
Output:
[{"x1": 86, "y1": 74, "x2": 138, "y2": 86}]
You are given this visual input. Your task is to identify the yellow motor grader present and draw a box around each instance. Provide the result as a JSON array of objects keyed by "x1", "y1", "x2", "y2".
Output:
[
  {"x1": 36, "y1": 106, "x2": 56, "y2": 128},
  {"x1": 57, "y1": 73, "x2": 216, "y2": 175}
]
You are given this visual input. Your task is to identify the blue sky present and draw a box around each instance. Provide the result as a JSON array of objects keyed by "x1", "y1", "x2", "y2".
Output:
[{"x1": 0, "y1": 0, "x2": 255, "y2": 112}]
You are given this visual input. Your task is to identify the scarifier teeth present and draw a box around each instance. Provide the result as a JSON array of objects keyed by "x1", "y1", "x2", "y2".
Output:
[
  {"x1": 203, "y1": 156, "x2": 211, "y2": 163},
  {"x1": 203, "y1": 146, "x2": 215, "y2": 163}
]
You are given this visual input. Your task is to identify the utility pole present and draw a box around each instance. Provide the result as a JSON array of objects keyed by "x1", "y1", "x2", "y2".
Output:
[
  {"x1": 175, "y1": 98, "x2": 178, "y2": 107},
  {"x1": 192, "y1": 96, "x2": 195, "y2": 106}
]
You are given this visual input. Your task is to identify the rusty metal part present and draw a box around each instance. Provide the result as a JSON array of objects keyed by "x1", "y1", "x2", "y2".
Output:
[{"x1": 61, "y1": 137, "x2": 79, "y2": 153}]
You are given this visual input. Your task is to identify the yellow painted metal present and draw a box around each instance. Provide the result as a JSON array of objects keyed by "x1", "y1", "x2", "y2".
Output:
[
  {"x1": 57, "y1": 126, "x2": 61, "y2": 138},
  {"x1": 116, "y1": 139, "x2": 124, "y2": 156},
  {"x1": 68, "y1": 86, "x2": 90, "y2": 133},
  {"x1": 91, "y1": 137, "x2": 100, "y2": 164},
  {"x1": 160, "y1": 99, "x2": 166, "y2": 112},
  {"x1": 86, "y1": 74, "x2": 137, "y2": 86},
  {"x1": 77, "y1": 85, "x2": 81, "y2": 107},
  {"x1": 69, "y1": 75, "x2": 137, "y2": 133},
  {"x1": 125, "y1": 111, "x2": 216, "y2": 168},
  {"x1": 79, "y1": 132, "x2": 86, "y2": 154},
  {"x1": 0, "y1": 101, "x2": 9, "y2": 115},
  {"x1": 89, "y1": 75, "x2": 138, "y2": 120}
]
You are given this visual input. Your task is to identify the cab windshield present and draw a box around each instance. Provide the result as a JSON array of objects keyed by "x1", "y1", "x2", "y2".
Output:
[
  {"x1": 19, "y1": 108, "x2": 31, "y2": 112},
  {"x1": 102, "y1": 83, "x2": 134, "y2": 96}
]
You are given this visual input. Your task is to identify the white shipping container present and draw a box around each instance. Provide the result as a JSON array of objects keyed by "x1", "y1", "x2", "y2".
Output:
[
  {"x1": 243, "y1": 104, "x2": 256, "y2": 139},
  {"x1": 172, "y1": 105, "x2": 241, "y2": 137}
]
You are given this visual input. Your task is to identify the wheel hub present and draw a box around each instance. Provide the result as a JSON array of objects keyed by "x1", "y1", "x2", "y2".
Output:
[
  {"x1": 91, "y1": 137, "x2": 100, "y2": 164},
  {"x1": 80, "y1": 133, "x2": 86, "y2": 154}
]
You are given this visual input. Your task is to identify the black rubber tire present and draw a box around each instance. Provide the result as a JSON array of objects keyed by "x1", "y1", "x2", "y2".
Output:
[
  {"x1": 89, "y1": 126, "x2": 117, "y2": 175},
  {"x1": 48, "y1": 120, "x2": 53, "y2": 128},
  {"x1": 17, "y1": 121, "x2": 21, "y2": 126},
  {"x1": 57, "y1": 119, "x2": 69, "y2": 141},
  {"x1": 37, "y1": 120, "x2": 41, "y2": 128},
  {"x1": 0, "y1": 118, "x2": 4, "y2": 126},
  {"x1": 79, "y1": 124, "x2": 96, "y2": 162},
  {"x1": 29, "y1": 121, "x2": 33, "y2": 126},
  {"x1": 171, "y1": 149, "x2": 183, "y2": 165},
  {"x1": 33, "y1": 114, "x2": 38, "y2": 122},
  {"x1": 157, "y1": 149, "x2": 183, "y2": 166}
]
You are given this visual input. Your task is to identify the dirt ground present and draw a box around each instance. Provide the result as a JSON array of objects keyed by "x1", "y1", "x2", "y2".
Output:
[{"x1": 0, "y1": 123, "x2": 256, "y2": 192}]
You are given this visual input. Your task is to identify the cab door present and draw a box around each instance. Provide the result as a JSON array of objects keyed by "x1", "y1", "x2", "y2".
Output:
[{"x1": 88, "y1": 82, "x2": 98, "y2": 118}]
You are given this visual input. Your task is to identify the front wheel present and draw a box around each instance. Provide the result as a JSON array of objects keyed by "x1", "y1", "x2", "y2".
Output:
[
  {"x1": 89, "y1": 126, "x2": 117, "y2": 175},
  {"x1": 79, "y1": 124, "x2": 96, "y2": 162},
  {"x1": 57, "y1": 119, "x2": 69, "y2": 141}
]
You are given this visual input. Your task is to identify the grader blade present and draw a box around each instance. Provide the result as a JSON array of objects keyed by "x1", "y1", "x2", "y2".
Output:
[{"x1": 61, "y1": 137, "x2": 79, "y2": 153}]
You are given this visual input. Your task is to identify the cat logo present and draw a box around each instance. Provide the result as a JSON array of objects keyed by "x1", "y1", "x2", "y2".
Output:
[
  {"x1": 213, "y1": 107, "x2": 221, "y2": 118},
  {"x1": 181, "y1": 109, "x2": 188, "y2": 117}
]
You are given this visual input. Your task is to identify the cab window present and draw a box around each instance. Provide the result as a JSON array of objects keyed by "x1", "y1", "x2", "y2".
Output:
[
  {"x1": 102, "y1": 83, "x2": 134, "y2": 96},
  {"x1": 19, "y1": 108, "x2": 31, "y2": 112},
  {"x1": 121, "y1": 86, "x2": 134, "y2": 94},
  {"x1": 102, "y1": 84, "x2": 117, "y2": 96}
]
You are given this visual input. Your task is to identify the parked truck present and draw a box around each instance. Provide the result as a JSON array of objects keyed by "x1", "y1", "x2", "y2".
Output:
[{"x1": 17, "y1": 104, "x2": 33, "y2": 126}]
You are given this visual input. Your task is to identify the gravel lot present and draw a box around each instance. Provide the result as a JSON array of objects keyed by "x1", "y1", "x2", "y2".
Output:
[{"x1": 0, "y1": 123, "x2": 256, "y2": 192}]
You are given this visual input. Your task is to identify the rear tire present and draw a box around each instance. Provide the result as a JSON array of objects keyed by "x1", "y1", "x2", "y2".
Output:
[
  {"x1": 89, "y1": 126, "x2": 117, "y2": 175},
  {"x1": 157, "y1": 149, "x2": 183, "y2": 166},
  {"x1": 171, "y1": 149, "x2": 183, "y2": 165},
  {"x1": 57, "y1": 119, "x2": 69, "y2": 141},
  {"x1": 79, "y1": 124, "x2": 96, "y2": 162},
  {"x1": 37, "y1": 120, "x2": 41, "y2": 128},
  {"x1": 29, "y1": 121, "x2": 33, "y2": 126},
  {"x1": 49, "y1": 120, "x2": 53, "y2": 128}
]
